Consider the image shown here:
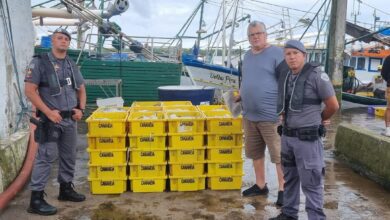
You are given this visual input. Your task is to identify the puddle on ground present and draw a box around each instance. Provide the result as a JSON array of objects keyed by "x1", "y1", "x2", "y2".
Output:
[
  {"x1": 90, "y1": 202, "x2": 161, "y2": 220},
  {"x1": 191, "y1": 211, "x2": 215, "y2": 220}
]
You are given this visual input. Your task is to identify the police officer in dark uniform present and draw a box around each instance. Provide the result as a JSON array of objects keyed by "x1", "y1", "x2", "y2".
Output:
[
  {"x1": 270, "y1": 40, "x2": 339, "y2": 220},
  {"x1": 24, "y1": 28, "x2": 86, "y2": 216}
]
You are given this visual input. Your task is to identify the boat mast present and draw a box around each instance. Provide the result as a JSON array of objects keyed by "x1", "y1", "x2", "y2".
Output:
[
  {"x1": 197, "y1": 0, "x2": 205, "y2": 50},
  {"x1": 222, "y1": 0, "x2": 226, "y2": 65},
  {"x1": 227, "y1": 0, "x2": 239, "y2": 68}
]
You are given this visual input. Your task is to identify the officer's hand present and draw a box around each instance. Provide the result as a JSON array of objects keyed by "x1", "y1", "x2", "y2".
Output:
[
  {"x1": 48, "y1": 110, "x2": 62, "y2": 123},
  {"x1": 322, "y1": 119, "x2": 331, "y2": 126},
  {"x1": 234, "y1": 94, "x2": 241, "y2": 102},
  {"x1": 72, "y1": 108, "x2": 83, "y2": 121}
]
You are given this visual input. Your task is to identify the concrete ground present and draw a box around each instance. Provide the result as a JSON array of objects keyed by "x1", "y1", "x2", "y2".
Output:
[{"x1": 2, "y1": 102, "x2": 390, "y2": 220}]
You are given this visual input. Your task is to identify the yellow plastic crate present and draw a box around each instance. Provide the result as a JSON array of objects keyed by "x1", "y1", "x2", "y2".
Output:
[
  {"x1": 197, "y1": 105, "x2": 228, "y2": 112},
  {"x1": 166, "y1": 111, "x2": 205, "y2": 133},
  {"x1": 131, "y1": 101, "x2": 161, "y2": 107},
  {"x1": 168, "y1": 133, "x2": 204, "y2": 148},
  {"x1": 163, "y1": 105, "x2": 198, "y2": 112},
  {"x1": 87, "y1": 148, "x2": 127, "y2": 165},
  {"x1": 86, "y1": 111, "x2": 128, "y2": 136},
  {"x1": 375, "y1": 107, "x2": 386, "y2": 117},
  {"x1": 88, "y1": 177, "x2": 127, "y2": 194},
  {"x1": 128, "y1": 111, "x2": 165, "y2": 135},
  {"x1": 87, "y1": 135, "x2": 127, "y2": 149},
  {"x1": 130, "y1": 106, "x2": 163, "y2": 112},
  {"x1": 168, "y1": 148, "x2": 205, "y2": 163},
  {"x1": 161, "y1": 101, "x2": 193, "y2": 106},
  {"x1": 207, "y1": 133, "x2": 243, "y2": 147},
  {"x1": 168, "y1": 161, "x2": 205, "y2": 176},
  {"x1": 129, "y1": 148, "x2": 166, "y2": 163},
  {"x1": 88, "y1": 163, "x2": 127, "y2": 179},
  {"x1": 94, "y1": 107, "x2": 130, "y2": 114},
  {"x1": 128, "y1": 134, "x2": 166, "y2": 149},
  {"x1": 206, "y1": 146, "x2": 243, "y2": 161},
  {"x1": 169, "y1": 175, "x2": 206, "y2": 191},
  {"x1": 207, "y1": 160, "x2": 243, "y2": 175},
  {"x1": 129, "y1": 163, "x2": 166, "y2": 178},
  {"x1": 207, "y1": 174, "x2": 243, "y2": 190},
  {"x1": 130, "y1": 176, "x2": 167, "y2": 192},
  {"x1": 203, "y1": 110, "x2": 242, "y2": 133}
]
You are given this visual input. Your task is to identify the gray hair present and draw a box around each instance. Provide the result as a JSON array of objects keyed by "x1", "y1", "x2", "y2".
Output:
[{"x1": 247, "y1": 21, "x2": 267, "y2": 36}]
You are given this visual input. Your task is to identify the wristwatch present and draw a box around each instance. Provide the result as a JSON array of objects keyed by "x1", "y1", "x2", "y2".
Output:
[{"x1": 79, "y1": 108, "x2": 85, "y2": 114}]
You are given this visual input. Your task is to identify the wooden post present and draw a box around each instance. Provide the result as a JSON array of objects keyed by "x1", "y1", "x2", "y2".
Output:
[{"x1": 326, "y1": 0, "x2": 348, "y2": 104}]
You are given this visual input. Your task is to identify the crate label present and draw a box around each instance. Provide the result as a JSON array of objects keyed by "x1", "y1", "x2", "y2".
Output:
[
  {"x1": 140, "y1": 136, "x2": 155, "y2": 142},
  {"x1": 219, "y1": 163, "x2": 233, "y2": 169},
  {"x1": 180, "y1": 136, "x2": 194, "y2": 141},
  {"x1": 180, "y1": 121, "x2": 193, "y2": 126},
  {"x1": 140, "y1": 122, "x2": 154, "y2": 127},
  {"x1": 100, "y1": 166, "x2": 115, "y2": 172},
  {"x1": 219, "y1": 121, "x2": 232, "y2": 126},
  {"x1": 141, "y1": 165, "x2": 156, "y2": 170},
  {"x1": 219, "y1": 149, "x2": 232, "y2": 154},
  {"x1": 180, "y1": 149, "x2": 194, "y2": 155},
  {"x1": 141, "y1": 180, "x2": 155, "y2": 185},
  {"x1": 219, "y1": 135, "x2": 233, "y2": 141},
  {"x1": 98, "y1": 123, "x2": 113, "y2": 128},
  {"x1": 180, "y1": 164, "x2": 195, "y2": 170},
  {"x1": 141, "y1": 151, "x2": 155, "y2": 157},
  {"x1": 100, "y1": 180, "x2": 114, "y2": 186},
  {"x1": 99, "y1": 152, "x2": 114, "y2": 157},
  {"x1": 181, "y1": 178, "x2": 195, "y2": 184},
  {"x1": 98, "y1": 137, "x2": 114, "y2": 143},
  {"x1": 219, "y1": 177, "x2": 233, "y2": 182}
]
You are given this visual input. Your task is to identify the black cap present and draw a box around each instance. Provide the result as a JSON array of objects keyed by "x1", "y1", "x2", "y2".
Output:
[
  {"x1": 284, "y1": 39, "x2": 306, "y2": 53},
  {"x1": 53, "y1": 28, "x2": 71, "y2": 40}
]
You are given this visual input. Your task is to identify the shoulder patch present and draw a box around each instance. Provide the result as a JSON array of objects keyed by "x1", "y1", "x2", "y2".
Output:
[
  {"x1": 25, "y1": 67, "x2": 33, "y2": 79},
  {"x1": 320, "y1": 73, "x2": 330, "y2": 81}
]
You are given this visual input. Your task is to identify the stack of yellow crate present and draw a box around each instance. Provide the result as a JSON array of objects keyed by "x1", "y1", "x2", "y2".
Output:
[
  {"x1": 128, "y1": 101, "x2": 167, "y2": 192},
  {"x1": 198, "y1": 105, "x2": 244, "y2": 190},
  {"x1": 86, "y1": 107, "x2": 129, "y2": 194},
  {"x1": 164, "y1": 101, "x2": 207, "y2": 191}
]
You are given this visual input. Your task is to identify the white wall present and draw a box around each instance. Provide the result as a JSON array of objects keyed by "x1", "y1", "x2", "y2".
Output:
[{"x1": 0, "y1": 0, "x2": 34, "y2": 138}]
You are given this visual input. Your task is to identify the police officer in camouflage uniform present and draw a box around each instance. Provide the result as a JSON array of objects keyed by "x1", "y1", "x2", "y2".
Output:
[
  {"x1": 269, "y1": 40, "x2": 339, "y2": 220},
  {"x1": 24, "y1": 28, "x2": 86, "y2": 216}
]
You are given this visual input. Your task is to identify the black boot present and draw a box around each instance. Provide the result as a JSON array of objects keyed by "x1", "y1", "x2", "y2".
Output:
[
  {"x1": 58, "y1": 182, "x2": 86, "y2": 202},
  {"x1": 269, "y1": 213, "x2": 296, "y2": 220},
  {"x1": 276, "y1": 190, "x2": 283, "y2": 207},
  {"x1": 27, "y1": 190, "x2": 57, "y2": 215}
]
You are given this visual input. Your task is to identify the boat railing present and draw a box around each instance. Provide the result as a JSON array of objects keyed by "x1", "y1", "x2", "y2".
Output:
[{"x1": 76, "y1": 33, "x2": 182, "y2": 64}]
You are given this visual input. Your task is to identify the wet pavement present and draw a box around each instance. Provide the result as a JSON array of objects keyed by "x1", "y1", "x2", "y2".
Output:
[{"x1": 2, "y1": 101, "x2": 390, "y2": 220}]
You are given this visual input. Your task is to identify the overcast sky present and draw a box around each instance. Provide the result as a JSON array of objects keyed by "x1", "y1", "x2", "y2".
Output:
[
  {"x1": 112, "y1": 0, "x2": 389, "y2": 36},
  {"x1": 32, "y1": 0, "x2": 390, "y2": 48}
]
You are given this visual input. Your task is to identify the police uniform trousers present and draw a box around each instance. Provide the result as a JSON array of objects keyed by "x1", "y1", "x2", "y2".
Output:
[
  {"x1": 281, "y1": 135, "x2": 326, "y2": 220},
  {"x1": 30, "y1": 118, "x2": 77, "y2": 191}
]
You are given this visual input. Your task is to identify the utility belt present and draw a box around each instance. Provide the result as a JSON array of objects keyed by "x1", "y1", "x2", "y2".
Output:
[
  {"x1": 277, "y1": 125, "x2": 326, "y2": 141},
  {"x1": 30, "y1": 110, "x2": 74, "y2": 144},
  {"x1": 36, "y1": 110, "x2": 74, "y2": 119}
]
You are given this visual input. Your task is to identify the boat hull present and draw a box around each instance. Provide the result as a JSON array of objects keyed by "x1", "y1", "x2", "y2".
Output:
[{"x1": 342, "y1": 92, "x2": 386, "y2": 105}]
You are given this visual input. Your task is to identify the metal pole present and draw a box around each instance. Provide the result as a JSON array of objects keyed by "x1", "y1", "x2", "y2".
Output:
[
  {"x1": 222, "y1": 0, "x2": 226, "y2": 65},
  {"x1": 325, "y1": 0, "x2": 348, "y2": 104},
  {"x1": 197, "y1": 0, "x2": 205, "y2": 49}
]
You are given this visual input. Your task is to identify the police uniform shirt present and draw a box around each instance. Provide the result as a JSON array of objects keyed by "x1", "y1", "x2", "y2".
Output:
[
  {"x1": 285, "y1": 69, "x2": 335, "y2": 128},
  {"x1": 24, "y1": 52, "x2": 85, "y2": 111}
]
